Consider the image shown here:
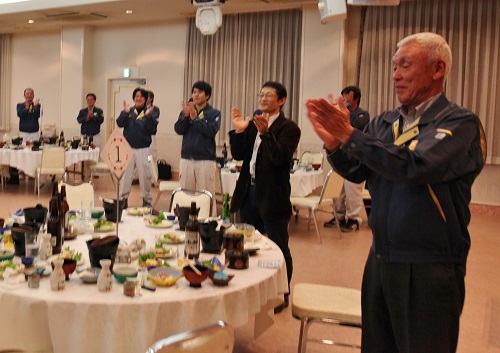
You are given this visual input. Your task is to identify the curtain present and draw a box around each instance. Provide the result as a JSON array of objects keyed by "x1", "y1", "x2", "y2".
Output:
[
  {"x1": 0, "y1": 34, "x2": 11, "y2": 131},
  {"x1": 184, "y1": 9, "x2": 302, "y2": 146},
  {"x1": 359, "y1": 0, "x2": 499, "y2": 164}
]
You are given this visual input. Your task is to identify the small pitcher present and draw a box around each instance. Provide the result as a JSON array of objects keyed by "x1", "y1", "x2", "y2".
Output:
[
  {"x1": 50, "y1": 259, "x2": 65, "y2": 291},
  {"x1": 97, "y1": 259, "x2": 112, "y2": 292}
]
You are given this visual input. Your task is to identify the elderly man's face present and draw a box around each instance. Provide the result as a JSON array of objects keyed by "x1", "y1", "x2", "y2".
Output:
[{"x1": 392, "y1": 42, "x2": 437, "y2": 111}]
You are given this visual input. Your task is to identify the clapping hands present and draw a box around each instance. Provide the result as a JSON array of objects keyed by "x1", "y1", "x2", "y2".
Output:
[{"x1": 231, "y1": 107, "x2": 252, "y2": 133}]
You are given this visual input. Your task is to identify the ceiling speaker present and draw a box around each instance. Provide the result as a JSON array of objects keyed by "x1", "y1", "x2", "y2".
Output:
[
  {"x1": 318, "y1": 0, "x2": 347, "y2": 23},
  {"x1": 347, "y1": 0, "x2": 400, "y2": 5}
]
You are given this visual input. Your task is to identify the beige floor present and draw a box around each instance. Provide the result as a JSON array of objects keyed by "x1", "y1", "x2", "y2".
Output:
[{"x1": 1, "y1": 174, "x2": 499, "y2": 353}]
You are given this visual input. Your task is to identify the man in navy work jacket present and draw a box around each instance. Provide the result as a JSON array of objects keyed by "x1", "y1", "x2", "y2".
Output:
[{"x1": 306, "y1": 32, "x2": 486, "y2": 353}]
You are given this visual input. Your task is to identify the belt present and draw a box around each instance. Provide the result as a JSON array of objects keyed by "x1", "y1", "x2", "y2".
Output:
[{"x1": 250, "y1": 176, "x2": 256, "y2": 185}]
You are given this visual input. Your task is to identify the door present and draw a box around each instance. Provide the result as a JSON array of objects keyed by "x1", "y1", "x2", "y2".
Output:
[{"x1": 107, "y1": 78, "x2": 147, "y2": 141}]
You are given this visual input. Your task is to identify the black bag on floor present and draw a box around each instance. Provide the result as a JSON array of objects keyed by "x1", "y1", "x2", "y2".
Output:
[{"x1": 157, "y1": 159, "x2": 172, "y2": 180}]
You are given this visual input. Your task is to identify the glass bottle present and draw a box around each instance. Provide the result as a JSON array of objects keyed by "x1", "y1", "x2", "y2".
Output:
[
  {"x1": 60, "y1": 185, "x2": 70, "y2": 239},
  {"x1": 222, "y1": 193, "x2": 231, "y2": 223},
  {"x1": 59, "y1": 130, "x2": 65, "y2": 147},
  {"x1": 184, "y1": 201, "x2": 200, "y2": 260},
  {"x1": 222, "y1": 143, "x2": 228, "y2": 166},
  {"x1": 47, "y1": 187, "x2": 63, "y2": 254},
  {"x1": 39, "y1": 131, "x2": 44, "y2": 146}
]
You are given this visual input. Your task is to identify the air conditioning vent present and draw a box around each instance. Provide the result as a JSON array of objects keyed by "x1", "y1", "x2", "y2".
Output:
[{"x1": 44, "y1": 12, "x2": 107, "y2": 22}]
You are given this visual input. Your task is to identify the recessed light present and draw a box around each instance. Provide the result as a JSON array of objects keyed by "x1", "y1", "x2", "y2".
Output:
[
  {"x1": 126, "y1": 10, "x2": 132, "y2": 14},
  {"x1": 28, "y1": 19, "x2": 34, "y2": 24}
]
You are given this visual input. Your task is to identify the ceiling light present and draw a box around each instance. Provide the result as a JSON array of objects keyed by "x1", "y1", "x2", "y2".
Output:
[
  {"x1": 125, "y1": 10, "x2": 132, "y2": 14},
  {"x1": 28, "y1": 19, "x2": 34, "y2": 23}
]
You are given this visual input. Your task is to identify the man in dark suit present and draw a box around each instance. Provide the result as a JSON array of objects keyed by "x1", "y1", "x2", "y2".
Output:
[
  {"x1": 229, "y1": 81, "x2": 301, "y2": 313},
  {"x1": 77, "y1": 93, "x2": 104, "y2": 148}
]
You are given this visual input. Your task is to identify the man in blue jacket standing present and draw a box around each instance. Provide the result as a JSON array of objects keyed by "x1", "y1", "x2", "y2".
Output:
[
  {"x1": 117, "y1": 88, "x2": 157, "y2": 208},
  {"x1": 306, "y1": 32, "x2": 486, "y2": 353},
  {"x1": 174, "y1": 81, "x2": 221, "y2": 214}
]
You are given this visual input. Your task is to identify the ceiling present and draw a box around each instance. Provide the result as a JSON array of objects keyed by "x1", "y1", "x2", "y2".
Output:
[{"x1": 0, "y1": 0, "x2": 319, "y2": 34}]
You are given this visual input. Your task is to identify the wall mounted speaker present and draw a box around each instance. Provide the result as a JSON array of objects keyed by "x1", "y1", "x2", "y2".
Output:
[{"x1": 318, "y1": 0, "x2": 347, "y2": 23}]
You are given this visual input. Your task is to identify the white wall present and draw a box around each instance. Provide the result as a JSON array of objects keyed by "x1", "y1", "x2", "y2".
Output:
[
  {"x1": 8, "y1": 9, "x2": 498, "y2": 206},
  {"x1": 10, "y1": 31, "x2": 62, "y2": 130}
]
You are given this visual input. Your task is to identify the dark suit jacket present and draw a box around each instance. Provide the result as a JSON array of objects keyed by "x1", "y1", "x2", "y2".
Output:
[{"x1": 229, "y1": 111, "x2": 301, "y2": 220}]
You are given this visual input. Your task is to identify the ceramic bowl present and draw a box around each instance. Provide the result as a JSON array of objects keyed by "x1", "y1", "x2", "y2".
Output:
[
  {"x1": 112, "y1": 264, "x2": 138, "y2": 283},
  {"x1": 91, "y1": 207, "x2": 105, "y2": 219},
  {"x1": 52, "y1": 258, "x2": 77, "y2": 280},
  {"x1": 79, "y1": 267, "x2": 101, "y2": 284},
  {"x1": 182, "y1": 265, "x2": 208, "y2": 288},
  {"x1": 208, "y1": 271, "x2": 234, "y2": 287},
  {"x1": 0, "y1": 249, "x2": 14, "y2": 261}
]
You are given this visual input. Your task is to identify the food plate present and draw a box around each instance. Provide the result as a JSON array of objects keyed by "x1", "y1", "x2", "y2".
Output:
[
  {"x1": 157, "y1": 233, "x2": 185, "y2": 244},
  {"x1": 94, "y1": 223, "x2": 114, "y2": 232},
  {"x1": 126, "y1": 207, "x2": 151, "y2": 216},
  {"x1": 144, "y1": 219, "x2": 173, "y2": 229},
  {"x1": 155, "y1": 246, "x2": 177, "y2": 259},
  {"x1": 147, "y1": 267, "x2": 182, "y2": 286},
  {"x1": 244, "y1": 244, "x2": 260, "y2": 255}
]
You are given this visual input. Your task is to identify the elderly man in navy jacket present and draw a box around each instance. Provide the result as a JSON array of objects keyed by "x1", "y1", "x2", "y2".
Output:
[{"x1": 306, "y1": 33, "x2": 486, "y2": 353}]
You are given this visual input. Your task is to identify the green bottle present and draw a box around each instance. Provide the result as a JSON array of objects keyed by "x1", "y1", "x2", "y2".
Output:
[{"x1": 222, "y1": 193, "x2": 231, "y2": 223}]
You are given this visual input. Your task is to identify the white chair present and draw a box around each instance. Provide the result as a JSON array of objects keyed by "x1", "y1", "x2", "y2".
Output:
[
  {"x1": 214, "y1": 164, "x2": 224, "y2": 205},
  {"x1": 300, "y1": 151, "x2": 324, "y2": 169},
  {"x1": 149, "y1": 155, "x2": 180, "y2": 211},
  {"x1": 290, "y1": 169, "x2": 344, "y2": 243},
  {"x1": 58, "y1": 181, "x2": 95, "y2": 210},
  {"x1": 169, "y1": 188, "x2": 213, "y2": 220},
  {"x1": 292, "y1": 283, "x2": 362, "y2": 353},
  {"x1": 89, "y1": 162, "x2": 116, "y2": 188},
  {"x1": 145, "y1": 320, "x2": 234, "y2": 353},
  {"x1": 35, "y1": 147, "x2": 67, "y2": 200}
]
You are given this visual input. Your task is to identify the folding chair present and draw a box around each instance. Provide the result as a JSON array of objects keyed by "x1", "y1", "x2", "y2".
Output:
[
  {"x1": 35, "y1": 147, "x2": 67, "y2": 200},
  {"x1": 58, "y1": 181, "x2": 95, "y2": 210},
  {"x1": 290, "y1": 169, "x2": 344, "y2": 243},
  {"x1": 145, "y1": 320, "x2": 234, "y2": 353},
  {"x1": 169, "y1": 188, "x2": 213, "y2": 220}
]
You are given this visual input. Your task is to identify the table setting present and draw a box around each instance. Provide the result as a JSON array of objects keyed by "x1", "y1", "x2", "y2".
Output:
[{"x1": 0, "y1": 204, "x2": 288, "y2": 353}]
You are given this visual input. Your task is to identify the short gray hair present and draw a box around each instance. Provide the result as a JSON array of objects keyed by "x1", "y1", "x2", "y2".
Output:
[{"x1": 397, "y1": 32, "x2": 452, "y2": 81}]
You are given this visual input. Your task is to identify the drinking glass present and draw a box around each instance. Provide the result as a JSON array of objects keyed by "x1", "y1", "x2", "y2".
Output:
[
  {"x1": 244, "y1": 224, "x2": 255, "y2": 244},
  {"x1": 25, "y1": 229, "x2": 39, "y2": 258},
  {"x1": 81, "y1": 200, "x2": 92, "y2": 220}
]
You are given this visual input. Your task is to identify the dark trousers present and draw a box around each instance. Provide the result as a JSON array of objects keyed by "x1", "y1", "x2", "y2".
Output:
[
  {"x1": 240, "y1": 185, "x2": 293, "y2": 293},
  {"x1": 361, "y1": 250, "x2": 465, "y2": 353}
]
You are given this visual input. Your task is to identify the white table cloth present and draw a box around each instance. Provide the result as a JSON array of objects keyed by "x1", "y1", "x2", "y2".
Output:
[
  {"x1": 0, "y1": 213, "x2": 287, "y2": 353},
  {"x1": 0, "y1": 147, "x2": 100, "y2": 178},
  {"x1": 221, "y1": 169, "x2": 324, "y2": 197}
]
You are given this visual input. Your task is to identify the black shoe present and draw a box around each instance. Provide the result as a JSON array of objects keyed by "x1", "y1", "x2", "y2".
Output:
[
  {"x1": 324, "y1": 217, "x2": 336, "y2": 228},
  {"x1": 6, "y1": 177, "x2": 19, "y2": 185},
  {"x1": 340, "y1": 219, "x2": 359, "y2": 232},
  {"x1": 274, "y1": 294, "x2": 289, "y2": 314},
  {"x1": 93, "y1": 175, "x2": 100, "y2": 179},
  {"x1": 132, "y1": 179, "x2": 139, "y2": 185}
]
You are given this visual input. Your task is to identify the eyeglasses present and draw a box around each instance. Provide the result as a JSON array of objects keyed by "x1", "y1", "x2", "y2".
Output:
[{"x1": 257, "y1": 93, "x2": 277, "y2": 100}]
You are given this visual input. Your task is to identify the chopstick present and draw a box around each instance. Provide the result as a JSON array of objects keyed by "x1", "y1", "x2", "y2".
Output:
[{"x1": 188, "y1": 261, "x2": 202, "y2": 276}]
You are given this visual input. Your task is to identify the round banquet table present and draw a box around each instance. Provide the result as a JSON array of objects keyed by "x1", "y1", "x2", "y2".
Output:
[
  {"x1": 0, "y1": 213, "x2": 287, "y2": 353},
  {"x1": 0, "y1": 146, "x2": 100, "y2": 178},
  {"x1": 221, "y1": 168, "x2": 324, "y2": 197}
]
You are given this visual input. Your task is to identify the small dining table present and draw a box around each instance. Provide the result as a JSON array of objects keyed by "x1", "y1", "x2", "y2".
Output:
[
  {"x1": 0, "y1": 213, "x2": 287, "y2": 353},
  {"x1": 0, "y1": 146, "x2": 100, "y2": 179},
  {"x1": 221, "y1": 168, "x2": 324, "y2": 197}
]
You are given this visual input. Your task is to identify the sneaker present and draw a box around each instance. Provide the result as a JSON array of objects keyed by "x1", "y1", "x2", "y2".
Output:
[
  {"x1": 324, "y1": 217, "x2": 336, "y2": 227},
  {"x1": 274, "y1": 294, "x2": 289, "y2": 314},
  {"x1": 324, "y1": 217, "x2": 346, "y2": 228},
  {"x1": 340, "y1": 219, "x2": 359, "y2": 232}
]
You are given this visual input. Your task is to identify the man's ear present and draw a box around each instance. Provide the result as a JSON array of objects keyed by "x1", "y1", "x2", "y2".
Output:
[{"x1": 433, "y1": 59, "x2": 446, "y2": 80}]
